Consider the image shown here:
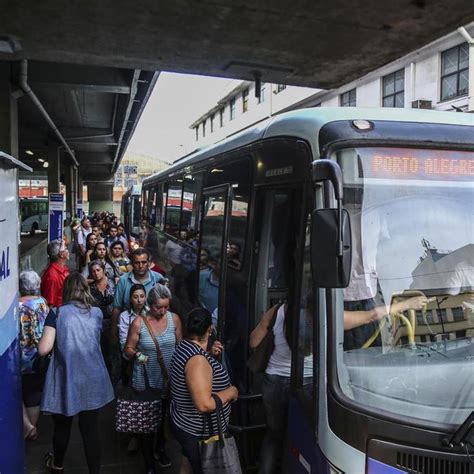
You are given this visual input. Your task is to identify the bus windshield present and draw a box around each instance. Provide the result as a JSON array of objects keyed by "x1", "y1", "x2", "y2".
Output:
[{"x1": 336, "y1": 146, "x2": 474, "y2": 426}]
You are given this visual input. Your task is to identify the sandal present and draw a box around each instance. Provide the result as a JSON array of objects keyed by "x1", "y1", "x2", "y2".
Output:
[{"x1": 44, "y1": 452, "x2": 63, "y2": 472}]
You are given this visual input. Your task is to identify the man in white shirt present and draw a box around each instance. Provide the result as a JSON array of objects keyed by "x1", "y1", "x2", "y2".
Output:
[{"x1": 76, "y1": 218, "x2": 92, "y2": 256}]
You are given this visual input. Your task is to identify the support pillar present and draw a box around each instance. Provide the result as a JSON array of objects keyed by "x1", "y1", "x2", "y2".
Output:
[
  {"x1": 47, "y1": 146, "x2": 60, "y2": 194},
  {"x1": 65, "y1": 165, "x2": 75, "y2": 219},
  {"x1": 0, "y1": 62, "x2": 18, "y2": 156},
  {"x1": 87, "y1": 182, "x2": 114, "y2": 212}
]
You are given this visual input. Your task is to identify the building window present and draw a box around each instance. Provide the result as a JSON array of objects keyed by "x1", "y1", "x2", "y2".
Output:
[
  {"x1": 195, "y1": 126, "x2": 199, "y2": 141},
  {"x1": 340, "y1": 88, "x2": 356, "y2": 107},
  {"x1": 230, "y1": 98, "x2": 236, "y2": 120},
  {"x1": 452, "y1": 307, "x2": 465, "y2": 322},
  {"x1": 441, "y1": 43, "x2": 469, "y2": 101},
  {"x1": 242, "y1": 88, "x2": 249, "y2": 113},
  {"x1": 219, "y1": 108, "x2": 224, "y2": 127},
  {"x1": 382, "y1": 69, "x2": 405, "y2": 108},
  {"x1": 202, "y1": 120, "x2": 206, "y2": 138},
  {"x1": 276, "y1": 84, "x2": 286, "y2": 93},
  {"x1": 210, "y1": 114, "x2": 215, "y2": 133},
  {"x1": 258, "y1": 83, "x2": 265, "y2": 103}
]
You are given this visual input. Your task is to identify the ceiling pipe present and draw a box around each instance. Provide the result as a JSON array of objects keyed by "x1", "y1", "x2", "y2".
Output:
[{"x1": 19, "y1": 60, "x2": 79, "y2": 167}]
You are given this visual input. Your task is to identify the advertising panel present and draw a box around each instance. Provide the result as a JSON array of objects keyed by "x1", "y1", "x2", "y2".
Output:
[{"x1": 0, "y1": 152, "x2": 27, "y2": 473}]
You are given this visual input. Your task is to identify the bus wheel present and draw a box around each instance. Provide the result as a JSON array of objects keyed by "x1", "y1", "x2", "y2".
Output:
[{"x1": 30, "y1": 222, "x2": 38, "y2": 236}]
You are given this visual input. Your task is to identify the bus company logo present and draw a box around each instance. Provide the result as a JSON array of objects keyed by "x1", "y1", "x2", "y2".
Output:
[
  {"x1": 265, "y1": 166, "x2": 293, "y2": 177},
  {"x1": 0, "y1": 246, "x2": 11, "y2": 281}
]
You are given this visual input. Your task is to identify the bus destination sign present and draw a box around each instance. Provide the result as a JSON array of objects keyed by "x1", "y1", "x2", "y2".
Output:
[{"x1": 360, "y1": 147, "x2": 474, "y2": 181}]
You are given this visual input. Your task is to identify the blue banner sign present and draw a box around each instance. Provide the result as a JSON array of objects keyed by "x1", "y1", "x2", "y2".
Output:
[{"x1": 48, "y1": 193, "x2": 64, "y2": 242}]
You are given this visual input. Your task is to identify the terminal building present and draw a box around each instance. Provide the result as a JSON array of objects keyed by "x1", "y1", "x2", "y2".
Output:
[{"x1": 189, "y1": 23, "x2": 474, "y2": 150}]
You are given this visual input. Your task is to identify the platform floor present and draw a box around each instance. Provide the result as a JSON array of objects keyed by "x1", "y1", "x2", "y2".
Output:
[{"x1": 25, "y1": 402, "x2": 182, "y2": 474}]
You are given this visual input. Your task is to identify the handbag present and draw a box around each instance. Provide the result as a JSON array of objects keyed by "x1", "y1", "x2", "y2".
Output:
[
  {"x1": 115, "y1": 316, "x2": 168, "y2": 434},
  {"x1": 115, "y1": 364, "x2": 162, "y2": 434},
  {"x1": 246, "y1": 305, "x2": 280, "y2": 374},
  {"x1": 200, "y1": 394, "x2": 242, "y2": 474}
]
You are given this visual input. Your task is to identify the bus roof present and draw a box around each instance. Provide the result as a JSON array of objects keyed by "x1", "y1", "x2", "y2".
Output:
[{"x1": 143, "y1": 107, "x2": 474, "y2": 186}]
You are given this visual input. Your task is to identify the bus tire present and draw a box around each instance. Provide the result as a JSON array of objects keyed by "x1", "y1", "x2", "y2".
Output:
[{"x1": 30, "y1": 222, "x2": 38, "y2": 235}]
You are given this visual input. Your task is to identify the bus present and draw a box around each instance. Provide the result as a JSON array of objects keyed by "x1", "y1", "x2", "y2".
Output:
[
  {"x1": 120, "y1": 184, "x2": 142, "y2": 239},
  {"x1": 20, "y1": 197, "x2": 48, "y2": 234},
  {"x1": 141, "y1": 108, "x2": 474, "y2": 473}
]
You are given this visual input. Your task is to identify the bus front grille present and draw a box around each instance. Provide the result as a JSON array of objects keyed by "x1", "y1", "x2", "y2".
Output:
[{"x1": 397, "y1": 450, "x2": 470, "y2": 473}]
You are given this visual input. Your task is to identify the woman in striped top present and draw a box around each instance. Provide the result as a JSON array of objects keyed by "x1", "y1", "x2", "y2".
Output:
[
  {"x1": 170, "y1": 308, "x2": 238, "y2": 474},
  {"x1": 125, "y1": 284, "x2": 183, "y2": 474}
]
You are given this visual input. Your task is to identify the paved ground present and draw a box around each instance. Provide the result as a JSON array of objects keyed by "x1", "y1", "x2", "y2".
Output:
[{"x1": 25, "y1": 402, "x2": 183, "y2": 474}]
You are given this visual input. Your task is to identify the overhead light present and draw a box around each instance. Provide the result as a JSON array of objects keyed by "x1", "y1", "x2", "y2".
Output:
[
  {"x1": 26, "y1": 150, "x2": 34, "y2": 156},
  {"x1": 43, "y1": 162, "x2": 49, "y2": 168},
  {"x1": 38, "y1": 158, "x2": 44, "y2": 163},
  {"x1": 211, "y1": 168, "x2": 224, "y2": 173}
]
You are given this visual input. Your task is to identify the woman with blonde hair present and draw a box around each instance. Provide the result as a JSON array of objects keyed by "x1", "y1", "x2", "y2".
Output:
[{"x1": 39, "y1": 272, "x2": 114, "y2": 473}]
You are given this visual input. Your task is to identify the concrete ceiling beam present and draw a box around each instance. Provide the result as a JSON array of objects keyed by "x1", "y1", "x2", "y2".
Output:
[{"x1": 27, "y1": 61, "x2": 132, "y2": 94}]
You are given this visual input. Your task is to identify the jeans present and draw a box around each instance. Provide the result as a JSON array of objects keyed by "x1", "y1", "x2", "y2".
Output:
[{"x1": 260, "y1": 373, "x2": 291, "y2": 474}]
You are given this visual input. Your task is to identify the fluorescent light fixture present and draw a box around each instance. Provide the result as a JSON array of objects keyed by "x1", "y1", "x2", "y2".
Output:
[
  {"x1": 26, "y1": 150, "x2": 34, "y2": 156},
  {"x1": 38, "y1": 158, "x2": 45, "y2": 163},
  {"x1": 211, "y1": 168, "x2": 223, "y2": 173},
  {"x1": 43, "y1": 162, "x2": 49, "y2": 168}
]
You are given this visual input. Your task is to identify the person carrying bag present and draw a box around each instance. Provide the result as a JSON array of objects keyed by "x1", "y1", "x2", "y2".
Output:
[
  {"x1": 122, "y1": 284, "x2": 182, "y2": 473},
  {"x1": 199, "y1": 394, "x2": 242, "y2": 474}
]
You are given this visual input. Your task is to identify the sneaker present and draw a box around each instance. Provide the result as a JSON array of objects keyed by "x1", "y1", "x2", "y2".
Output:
[{"x1": 154, "y1": 449, "x2": 172, "y2": 468}]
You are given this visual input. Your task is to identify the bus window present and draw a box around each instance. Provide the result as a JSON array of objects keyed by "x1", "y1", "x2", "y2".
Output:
[
  {"x1": 181, "y1": 173, "x2": 203, "y2": 237},
  {"x1": 207, "y1": 158, "x2": 250, "y2": 270},
  {"x1": 154, "y1": 183, "x2": 165, "y2": 230},
  {"x1": 165, "y1": 179, "x2": 183, "y2": 235}
]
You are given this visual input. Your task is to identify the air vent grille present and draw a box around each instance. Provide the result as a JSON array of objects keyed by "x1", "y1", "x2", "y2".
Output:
[{"x1": 397, "y1": 451, "x2": 471, "y2": 474}]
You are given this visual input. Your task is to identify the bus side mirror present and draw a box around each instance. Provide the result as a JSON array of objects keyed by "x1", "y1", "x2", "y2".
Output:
[{"x1": 311, "y1": 208, "x2": 352, "y2": 288}]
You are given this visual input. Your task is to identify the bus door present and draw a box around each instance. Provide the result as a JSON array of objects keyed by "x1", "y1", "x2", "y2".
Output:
[
  {"x1": 198, "y1": 183, "x2": 233, "y2": 341},
  {"x1": 252, "y1": 186, "x2": 305, "y2": 338}
]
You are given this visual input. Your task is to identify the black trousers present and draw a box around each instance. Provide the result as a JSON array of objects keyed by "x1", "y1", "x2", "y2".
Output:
[
  {"x1": 138, "y1": 399, "x2": 168, "y2": 470},
  {"x1": 52, "y1": 409, "x2": 101, "y2": 473}
]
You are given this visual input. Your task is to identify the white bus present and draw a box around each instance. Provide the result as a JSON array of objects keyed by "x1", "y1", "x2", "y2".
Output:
[{"x1": 20, "y1": 197, "x2": 48, "y2": 234}]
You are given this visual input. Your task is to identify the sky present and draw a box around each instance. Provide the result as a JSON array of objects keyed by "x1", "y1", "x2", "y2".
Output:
[{"x1": 126, "y1": 72, "x2": 235, "y2": 163}]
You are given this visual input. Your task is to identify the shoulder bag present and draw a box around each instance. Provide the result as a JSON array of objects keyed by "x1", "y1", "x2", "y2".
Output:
[
  {"x1": 246, "y1": 304, "x2": 280, "y2": 374},
  {"x1": 200, "y1": 394, "x2": 242, "y2": 474}
]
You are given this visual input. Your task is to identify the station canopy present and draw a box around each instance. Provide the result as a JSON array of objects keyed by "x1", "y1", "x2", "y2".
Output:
[{"x1": 1, "y1": 0, "x2": 474, "y2": 181}]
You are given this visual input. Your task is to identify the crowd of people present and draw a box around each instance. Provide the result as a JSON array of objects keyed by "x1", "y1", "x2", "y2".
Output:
[{"x1": 19, "y1": 211, "x2": 238, "y2": 474}]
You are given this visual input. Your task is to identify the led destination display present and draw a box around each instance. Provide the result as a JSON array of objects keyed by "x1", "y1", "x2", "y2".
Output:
[{"x1": 359, "y1": 147, "x2": 474, "y2": 181}]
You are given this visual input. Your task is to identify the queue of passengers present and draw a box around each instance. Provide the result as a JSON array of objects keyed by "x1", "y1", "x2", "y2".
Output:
[{"x1": 19, "y1": 214, "x2": 239, "y2": 474}]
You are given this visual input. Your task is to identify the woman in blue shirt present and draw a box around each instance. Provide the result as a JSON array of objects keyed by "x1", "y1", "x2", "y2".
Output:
[{"x1": 39, "y1": 273, "x2": 114, "y2": 473}]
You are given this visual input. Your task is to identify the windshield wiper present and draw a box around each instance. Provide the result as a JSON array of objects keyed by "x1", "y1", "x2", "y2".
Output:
[{"x1": 446, "y1": 411, "x2": 474, "y2": 453}]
